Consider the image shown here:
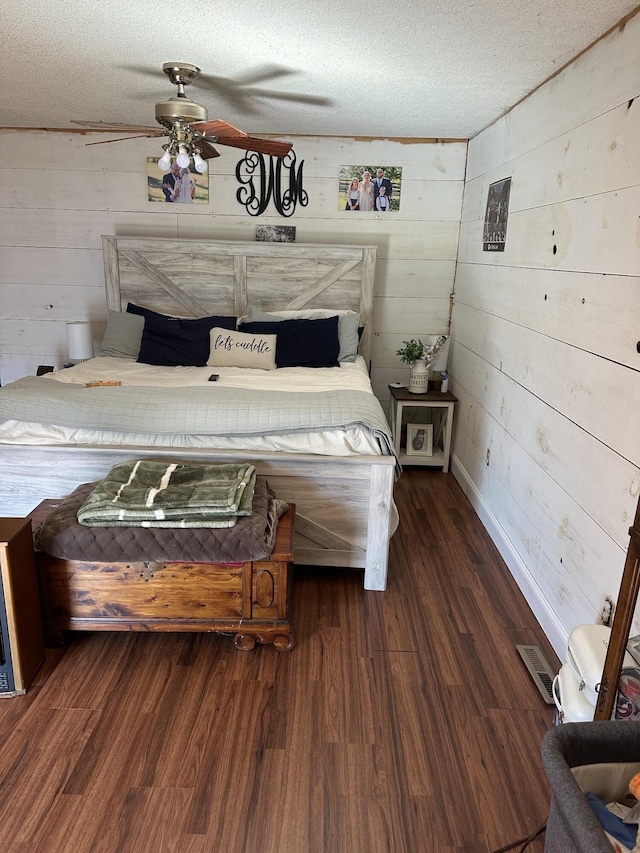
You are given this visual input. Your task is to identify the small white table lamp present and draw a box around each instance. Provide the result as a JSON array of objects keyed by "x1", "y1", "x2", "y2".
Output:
[{"x1": 66, "y1": 322, "x2": 94, "y2": 362}]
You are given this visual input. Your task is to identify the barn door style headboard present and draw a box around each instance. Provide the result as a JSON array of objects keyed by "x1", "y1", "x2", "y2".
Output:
[{"x1": 102, "y1": 236, "x2": 377, "y2": 365}]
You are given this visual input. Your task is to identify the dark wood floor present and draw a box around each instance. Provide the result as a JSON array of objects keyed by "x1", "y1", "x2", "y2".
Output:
[{"x1": 0, "y1": 469, "x2": 559, "y2": 853}]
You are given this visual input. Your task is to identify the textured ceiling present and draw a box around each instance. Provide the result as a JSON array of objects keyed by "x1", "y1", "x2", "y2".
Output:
[{"x1": 2, "y1": 0, "x2": 638, "y2": 139}]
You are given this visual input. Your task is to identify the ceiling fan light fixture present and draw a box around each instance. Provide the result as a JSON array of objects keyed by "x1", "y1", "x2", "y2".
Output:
[{"x1": 75, "y1": 63, "x2": 293, "y2": 164}]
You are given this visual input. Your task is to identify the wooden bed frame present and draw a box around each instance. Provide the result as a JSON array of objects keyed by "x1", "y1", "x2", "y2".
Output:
[{"x1": 0, "y1": 236, "x2": 396, "y2": 590}]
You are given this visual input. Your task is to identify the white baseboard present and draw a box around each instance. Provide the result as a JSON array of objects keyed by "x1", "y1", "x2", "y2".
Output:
[{"x1": 450, "y1": 453, "x2": 567, "y2": 660}]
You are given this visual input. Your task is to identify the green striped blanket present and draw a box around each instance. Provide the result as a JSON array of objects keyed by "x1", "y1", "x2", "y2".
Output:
[{"x1": 77, "y1": 460, "x2": 256, "y2": 528}]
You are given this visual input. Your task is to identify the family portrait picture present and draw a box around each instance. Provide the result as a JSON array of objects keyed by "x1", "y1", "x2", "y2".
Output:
[
  {"x1": 339, "y1": 165, "x2": 402, "y2": 212},
  {"x1": 147, "y1": 157, "x2": 209, "y2": 204}
]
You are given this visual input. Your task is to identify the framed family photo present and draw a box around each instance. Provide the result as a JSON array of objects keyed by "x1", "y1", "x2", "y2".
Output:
[
  {"x1": 406, "y1": 424, "x2": 434, "y2": 457},
  {"x1": 339, "y1": 165, "x2": 402, "y2": 212},
  {"x1": 147, "y1": 157, "x2": 209, "y2": 204}
]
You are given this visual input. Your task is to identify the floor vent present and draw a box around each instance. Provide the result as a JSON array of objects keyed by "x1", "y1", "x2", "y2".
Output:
[{"x1": 516, "y1": 644, "x2": 556, "y2": 704}]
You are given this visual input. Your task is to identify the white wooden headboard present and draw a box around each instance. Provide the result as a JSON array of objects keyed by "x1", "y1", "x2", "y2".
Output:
[{"x1": 102, "y1": 236, "x2": 377, "y2": 365}]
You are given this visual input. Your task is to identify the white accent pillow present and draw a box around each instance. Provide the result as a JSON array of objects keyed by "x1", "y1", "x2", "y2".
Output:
[{"x1": 207, "y1": 327, "x2": 277, "y2": 370}]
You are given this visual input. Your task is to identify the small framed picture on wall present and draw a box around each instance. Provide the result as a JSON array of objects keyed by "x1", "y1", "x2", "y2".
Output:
[
  {"x1": 147, "y1": 157, "x2": 209, "y2": 204},
  {"x1": 338, "y1": 165, "x2": 402, "y2": 212},
  {"x1": 255, "y1": 225, "x2": 296, "y2": 242},
  {"x1": 483, "y1": 177, "x2": 511, "y2": 251}
]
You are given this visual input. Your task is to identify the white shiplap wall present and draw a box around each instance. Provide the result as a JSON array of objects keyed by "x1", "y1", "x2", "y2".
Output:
[
  {"x1": 0, "y1": 132, "x2": 466, "y2": 404},
  {"x1": 451, "y1": 13, "x2": 640, "y2": 656}
]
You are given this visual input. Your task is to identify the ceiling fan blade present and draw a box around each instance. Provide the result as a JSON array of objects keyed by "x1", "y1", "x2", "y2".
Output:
[
  {"x1": 244, "y1": 89, "x2": 333, "y2": 108},
  {"x1": 198, "y1": 65, "x2": 295, "y2": 89},
  {"x1": 85, "y1": 133, "x2": 166, "y2": 146},
  {"x1": 191, "y1": 119, "x2": 247, "y2": 138},
  {"x1": 72, "y1": 119, "x2": 161, "y2": 133},
  {"x1": 197, "y1": 139, "x2": 221, "y2": 159},
  {"x1": 192, "y1": 118, "x2": 292, "y2": 156},
  {"x1": 123, "y1": 64, "x2": 164, "y2": 81},
  {"x1": 192, "y1": 68, "x2": 294, "y2": 115},
  {"x1": 217, "y1": 135, "x2": 293, "y2": 158},
  {"x1": 195, "y1": 66, "x2": 329, "y2": 114}
]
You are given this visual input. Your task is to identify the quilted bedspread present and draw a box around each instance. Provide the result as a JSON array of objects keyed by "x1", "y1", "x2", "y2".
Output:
[{"x1": 0, "y1": 377, "x2": 395, "y2": 455}]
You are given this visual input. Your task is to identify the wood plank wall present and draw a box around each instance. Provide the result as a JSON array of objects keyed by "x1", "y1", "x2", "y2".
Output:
[
  {"x1": 451, "y1": 12, "x2": 640, "y2": 655},
  {"x1": 0, "y1": 132, "x2": 466, "y2": 404}
]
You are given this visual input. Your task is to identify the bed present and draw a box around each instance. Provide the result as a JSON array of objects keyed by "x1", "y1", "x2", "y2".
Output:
[{"x1": 0, "y1": 236, "x2": 398, "y2": 590}]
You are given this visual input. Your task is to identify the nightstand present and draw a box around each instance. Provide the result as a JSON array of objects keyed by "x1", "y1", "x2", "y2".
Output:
[
  {"x1": 389, "y1": 385, "x2": 458, "y2": 471},
  {"x1": 0, "y1": 517, "x2": 45, "y2": 694}
]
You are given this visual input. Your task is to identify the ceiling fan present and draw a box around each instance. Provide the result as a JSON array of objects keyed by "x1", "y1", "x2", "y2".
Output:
[
  {"x1": 126, "y1": 61, "x2": 332, "y2": 117},
  {"x1": 72, "y1": 62, "x2": 295, "y2": 173}
]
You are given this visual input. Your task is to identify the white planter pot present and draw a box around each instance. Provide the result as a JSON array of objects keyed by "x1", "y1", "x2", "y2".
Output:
[{"x1": 408, "y1": 358, "x2": 429, "y2": 393}]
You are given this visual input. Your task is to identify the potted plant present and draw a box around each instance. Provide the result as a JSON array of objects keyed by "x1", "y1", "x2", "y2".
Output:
[
  {"x1": 396, "y1": 339, "x2": 426, "y2": 365},
  {"x1": 396, "y1": 336, "x2": 448, "y2": 393}
]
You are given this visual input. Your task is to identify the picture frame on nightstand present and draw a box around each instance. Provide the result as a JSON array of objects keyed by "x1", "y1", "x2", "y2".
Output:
[{"x1": 406, "y1": 424, "x2": 434, "y2": 457}]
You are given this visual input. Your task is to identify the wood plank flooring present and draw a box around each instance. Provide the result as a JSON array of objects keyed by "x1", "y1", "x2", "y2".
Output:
[{"x1": 0, "y1": 470, "x2": 559, "y2": 853}]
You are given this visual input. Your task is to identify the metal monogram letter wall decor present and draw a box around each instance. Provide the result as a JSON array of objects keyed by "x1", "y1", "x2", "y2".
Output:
[{"x1": 235, "y1": 150, "x2": 308, "y2": 217}]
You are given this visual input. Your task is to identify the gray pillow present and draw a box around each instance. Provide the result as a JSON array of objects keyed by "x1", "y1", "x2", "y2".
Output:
[
  {"x1": 100, "y1": 310, "x2": 144, "y2": 359},
  {"x1": 244, "y1": 309, "x2": 361, "y2": 363}
]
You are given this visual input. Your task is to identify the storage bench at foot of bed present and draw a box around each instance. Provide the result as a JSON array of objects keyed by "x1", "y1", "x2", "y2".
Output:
[{"x1": 31, "y1": 501, "x2": 296, "y2": 651}]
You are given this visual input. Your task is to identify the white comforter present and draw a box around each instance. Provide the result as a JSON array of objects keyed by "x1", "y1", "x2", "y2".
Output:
[{"x1": 0, "y1": 356, "x2": 383, "y2": 456}]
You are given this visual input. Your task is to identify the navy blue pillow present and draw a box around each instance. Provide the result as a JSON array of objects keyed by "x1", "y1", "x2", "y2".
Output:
[
  {"x1": 127, "y1": 303, "x2": 236, "y2": 367},
  {"x1": 241, "y1": 316, "x2": 340, "y2": 368}
]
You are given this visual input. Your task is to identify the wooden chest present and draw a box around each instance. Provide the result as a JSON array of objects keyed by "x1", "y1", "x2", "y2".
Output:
[{"x1": 31, "y1": 501, "x2": 295, "y2": 651}]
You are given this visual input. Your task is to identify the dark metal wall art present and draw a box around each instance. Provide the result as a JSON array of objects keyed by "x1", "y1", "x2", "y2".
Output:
[{"x1": 235, "y1": 150, "x2": 308, "y2": 217}]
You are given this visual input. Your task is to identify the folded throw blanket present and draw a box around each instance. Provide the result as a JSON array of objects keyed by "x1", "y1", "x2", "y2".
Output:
[
  {"x1": 77, "y1": 459, "x2": 256, "y2": 528},
  {"x1": 35, "y1": 477, "x2": 288, "y2": 563}
]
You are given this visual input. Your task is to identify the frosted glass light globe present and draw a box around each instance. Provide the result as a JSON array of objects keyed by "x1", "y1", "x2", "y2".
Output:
[
  {"x1": 157, "y1": 151, "x2": 171, "y2": 171},
  {"x1": 193, "y1": 153, "x2": 208, "y2": 173}
]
